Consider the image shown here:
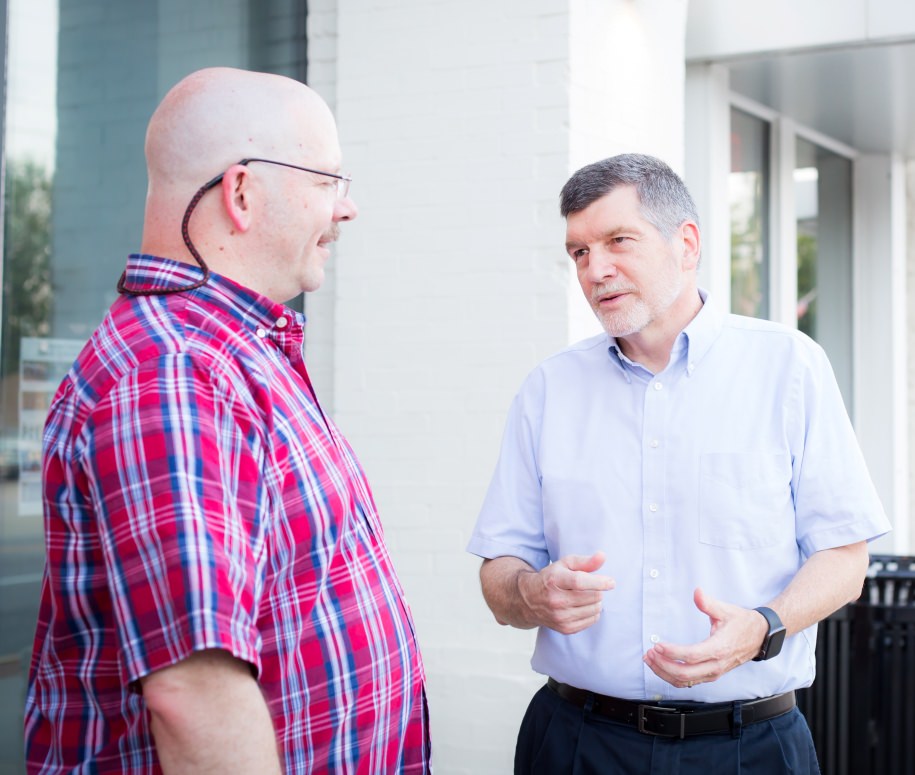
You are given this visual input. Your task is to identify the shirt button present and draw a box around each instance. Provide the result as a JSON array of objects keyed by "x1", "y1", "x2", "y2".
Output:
[
  {"x1": 650, "y1": 634, "x2": 660, "y2": 644},
  {"x1": 688, "y1": 362, "x2": 695, "y2": 373},
  {"x1": 649, "y1": 568, "x2": 659, "y2": 578},
  {"x1": 652, "y1": 694, "x2": 663, "y2": 701},
  {"x1": 654, "y1": 382, "x2": 663, "y2": 391},
  {"x1": 276, "y1": 316, "x2": 288, "y2": 329},
  {"x1": 649, "y1": 503, "x2": 658, "y2": 512},
  {"x1": 255, "y1": 328, "x2": 267, "y2": 338},
  {"x1": 650, "y1": 439, "x2": 660, "y2": 448}
]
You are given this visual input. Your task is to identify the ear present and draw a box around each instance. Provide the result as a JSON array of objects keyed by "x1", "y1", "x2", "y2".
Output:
[
  {"x1": 220, "y1": 164, "x2": 253, "y2": 232},
  {"x1": 678, "y1": 220, "x2": 701, "y2": 271}
]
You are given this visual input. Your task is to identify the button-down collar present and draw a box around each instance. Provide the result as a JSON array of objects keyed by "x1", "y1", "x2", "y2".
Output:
[
  {"x1": 122, "y1": 253, "x2": 306, "y2": 342},
  {"x1": 605, "y1": 288, "x2": 721, "y2": 380}
]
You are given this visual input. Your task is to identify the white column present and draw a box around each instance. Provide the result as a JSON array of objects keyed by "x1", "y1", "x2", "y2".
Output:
[
  {"x1": 770, "y1": 117, "x2": 799, "y2": 328},
  {"x1": 908, "y1": 160, "x2": 915, "y2": 554},
  {"x1": 854, "y1": 154, "x2": 909, "y2": 553},
  {"x1": 684, "y1": 63, "x2": 731, "y2": 307}
]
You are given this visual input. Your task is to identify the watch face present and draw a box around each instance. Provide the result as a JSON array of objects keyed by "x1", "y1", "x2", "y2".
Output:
[
  {"x1": 753, "y1": 607, "x2": 787, "y2": 661},
  {"x1": 765, "y1": 625, "x2": 787, "y2": 660}
]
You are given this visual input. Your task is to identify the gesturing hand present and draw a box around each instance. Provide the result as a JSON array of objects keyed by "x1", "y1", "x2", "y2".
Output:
[
  {"x1": 517, "y1": 552, "x2": 615, "y2": 634},
  {"x1": 642, "y1": 587, "x2": 769, "y2": 689}
]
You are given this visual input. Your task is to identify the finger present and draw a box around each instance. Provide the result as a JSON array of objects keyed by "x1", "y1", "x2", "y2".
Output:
[
  {"x1": 643, "y1": 653, "x2": 680, "y2": 685},
  {"x1": 650, "y1": 641, "x2": 696, "y2": 663},
  {"x1": 556, "y1": 553, "x2": 614, "y2": 591},
  {"x1": 643, "y1": 652, "x2": 710, "y2": 688},
  {"x1": 648, "y1": 643, "x2": 733, "y2": 686},
  {"x1": 562, "y1": 551, "x2": 605, "y2": 572},
  {"x1": 648, "y1": 640, "x2": 717, "y2": 667},
  {"x1": 540, "y1": 584, "x2": 605, "y2": 609},
  {"x1": 551, "y1": 603, "x2": 604, "y2": 635},
  {"x1": 566, "y1": 573, "x2": 615, "y2": 592}
]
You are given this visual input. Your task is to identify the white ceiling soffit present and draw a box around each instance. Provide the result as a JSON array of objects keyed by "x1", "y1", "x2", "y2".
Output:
[{"x1": 712, "y1": 41, "x2": 915, "y2": 158}]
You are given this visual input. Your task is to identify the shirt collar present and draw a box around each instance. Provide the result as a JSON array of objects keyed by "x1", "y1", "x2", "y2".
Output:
[
  {"x1": 121, "y1": 253, "x2": 306, "y2": 334},
  {"x1": 680, "y1": 288, "x2": 723, "y2": 374},
  {"x1": 605, "y1": 288, "x2": 723, "y2": 378}
]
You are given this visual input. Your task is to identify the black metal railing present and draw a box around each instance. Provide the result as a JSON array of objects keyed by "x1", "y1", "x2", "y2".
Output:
[{"x1": 797, "y1": 555, "x2": 915, "y2": 775}]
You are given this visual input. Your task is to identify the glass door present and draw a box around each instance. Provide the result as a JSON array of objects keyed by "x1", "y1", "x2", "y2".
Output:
[
  {"x1": 0, "y1": 2, "x2": 308, "y2": 770},
  {"x1": 0, "y1": 1, "x2": 57, "y2": 769},
  {"x1": 729, "y1": 107, "x2": 771, "y2": 319},
  {"x1": 795, "y1": 136, "x2": 854, "y2": 409}
]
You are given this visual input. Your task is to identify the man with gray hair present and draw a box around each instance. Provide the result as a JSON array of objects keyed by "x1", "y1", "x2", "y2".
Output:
[{"x1": 468, "y1": 153, "x2": 888, "y2": 773}]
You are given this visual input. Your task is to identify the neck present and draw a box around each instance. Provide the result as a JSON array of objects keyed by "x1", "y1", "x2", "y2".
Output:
[{"x1": 617, "y1": 288, "x2": 703, "y2": 374}]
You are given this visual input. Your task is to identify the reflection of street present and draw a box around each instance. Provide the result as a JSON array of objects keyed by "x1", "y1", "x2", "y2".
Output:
[{"x1": 0, "y1": 478, "x2": 45, "y2": 775}]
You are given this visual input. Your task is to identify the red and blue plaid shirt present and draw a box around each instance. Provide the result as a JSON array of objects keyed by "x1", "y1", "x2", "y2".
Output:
[{"x1": 25, "y1": 254, "x2": 429, "y2": 774}]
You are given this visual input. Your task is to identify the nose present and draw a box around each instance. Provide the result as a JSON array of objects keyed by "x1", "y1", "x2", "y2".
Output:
[
  {"x1": 333, "y1": 194, "x2": 358, "y2": 222},
  {"x1": 584, "y1": 247, "x2": 617, "y2": 282}
]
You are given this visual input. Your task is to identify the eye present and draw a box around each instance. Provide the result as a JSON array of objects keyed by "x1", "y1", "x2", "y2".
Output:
[
  {"x1": 570, "y1": 248, "x2": 588, "y2": 261},
  {"x1": 610, "y1": 236, "x2": 629, "y2": 245}
]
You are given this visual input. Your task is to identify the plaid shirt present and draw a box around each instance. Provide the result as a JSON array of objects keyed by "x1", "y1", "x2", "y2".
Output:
[{"x1": 25, "y1": 254, "x2": 429, "y2": 774}]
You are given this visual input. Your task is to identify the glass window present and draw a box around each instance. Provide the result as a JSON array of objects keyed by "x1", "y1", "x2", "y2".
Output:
[
  {"x1": 795, "y1": 137, "x2": 854, "y2": 409},
  {"x1": 0, "y1": 1, "x2": 307, "y2": 769},
  {"x1": 0, "y1": 1, "x2": 57, "y2": 768},
  {"x1": 729, "y1": 107, "x2": 771, "y2": 319}
]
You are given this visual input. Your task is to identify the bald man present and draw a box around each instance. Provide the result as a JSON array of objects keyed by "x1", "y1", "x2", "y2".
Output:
[{"x1": 24, "y1": 68, "x2": 430, "y2": 774}]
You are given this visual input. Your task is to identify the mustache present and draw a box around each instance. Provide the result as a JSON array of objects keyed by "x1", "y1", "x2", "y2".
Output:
[
  {"x1": 319, "y1": 226, "x2": 341, "y2": 244},
  {"x1": 590, "y1": 284, "x2": 637, "y2": 303}
]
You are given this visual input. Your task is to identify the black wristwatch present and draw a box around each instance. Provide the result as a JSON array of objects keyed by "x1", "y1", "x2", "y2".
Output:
[{"x1": 752, "y1": 606, "x2": 786, "y2": 661}]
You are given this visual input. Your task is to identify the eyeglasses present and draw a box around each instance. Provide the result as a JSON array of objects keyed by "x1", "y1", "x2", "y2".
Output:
[
  {"x1": 206, "y1": 157, "x2": 352, "y2": 199},
  {"x1": 118, "y1": 157, "x2": 353, "y2": 297}
]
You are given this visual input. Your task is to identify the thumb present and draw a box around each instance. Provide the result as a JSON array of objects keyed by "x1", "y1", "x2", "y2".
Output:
[
  {"x1": 563, "y1": 551, "x2": 606, "y2": 573},
  {"x1": 693, "y1": 587, "x2": 726, "y2": 620}
]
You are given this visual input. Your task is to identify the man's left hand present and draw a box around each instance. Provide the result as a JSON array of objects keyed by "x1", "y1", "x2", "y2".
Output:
[{"x1": 642, "y1": 587, "x2": 769, "y2": 689}]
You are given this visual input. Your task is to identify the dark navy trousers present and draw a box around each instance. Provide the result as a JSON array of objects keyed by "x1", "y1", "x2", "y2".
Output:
[{"x1": 515, "y1": 684, "x2": 820, "y2": 775}]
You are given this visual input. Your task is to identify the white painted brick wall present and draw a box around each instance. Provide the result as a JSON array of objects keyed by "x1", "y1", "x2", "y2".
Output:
[
  {"x1": 310, "y1": 2, "x2": 688, "y2": 771},
  {"x1": 305, "y1": 0, "x2": 340, "y2": 410},
  {"x1": 907, "y1": 160, "x2": 915, "y2": 552}
]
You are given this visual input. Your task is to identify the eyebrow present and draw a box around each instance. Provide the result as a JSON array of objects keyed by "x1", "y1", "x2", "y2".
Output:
[{"x1": 565, "y1": 226, "x2": 633, "y2": 252}]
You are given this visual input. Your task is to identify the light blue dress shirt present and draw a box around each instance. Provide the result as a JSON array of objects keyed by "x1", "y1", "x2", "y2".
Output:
[{"x1": 468, "y1": 294, "x2": 891, "y2": 703}]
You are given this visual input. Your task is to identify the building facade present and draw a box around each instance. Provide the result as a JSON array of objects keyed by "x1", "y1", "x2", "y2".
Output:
[{"x1": 0, "y1": 1, "x2": 912, "y2": 772}]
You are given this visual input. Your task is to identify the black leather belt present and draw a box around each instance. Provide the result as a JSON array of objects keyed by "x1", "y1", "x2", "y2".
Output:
[{"x1": 547, "y1": 678, "x2": 795, "y2": 739}]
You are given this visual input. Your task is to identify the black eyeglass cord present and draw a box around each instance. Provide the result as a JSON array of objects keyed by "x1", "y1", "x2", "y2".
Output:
[{"x1": 117, "y1": 174, "x2": 223, "y2": 297}]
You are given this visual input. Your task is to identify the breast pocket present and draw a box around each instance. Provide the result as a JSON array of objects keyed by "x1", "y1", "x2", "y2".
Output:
[{"x1": 699, "y1": 452, "x2": 793, "y2": 549}]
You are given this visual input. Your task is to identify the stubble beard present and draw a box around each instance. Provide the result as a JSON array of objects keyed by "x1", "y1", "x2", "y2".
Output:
[
  {"x1": 592, "y1": 271, "x2": 683, "y2": 339},
  {"x1": 595, "y1": 297, "x2": 650, "y2": 338}
]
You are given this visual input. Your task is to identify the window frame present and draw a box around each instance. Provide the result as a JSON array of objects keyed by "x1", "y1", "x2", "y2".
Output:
[{"x1": 729, "y1": 91, "x2": 858, "y2": 333}]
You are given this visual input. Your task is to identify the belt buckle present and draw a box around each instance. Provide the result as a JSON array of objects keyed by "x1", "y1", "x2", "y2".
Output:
[{"x1": 637, "y1": 704, "x2": 687, "y2": 739}]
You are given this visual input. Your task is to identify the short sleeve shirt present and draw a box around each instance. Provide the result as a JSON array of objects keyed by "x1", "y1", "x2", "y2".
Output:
[
  {"x1": 468, "y1": 295, "x2": 890, "y2": 702},
  {"x1": 25, "y1": 254, "x2": 429, "y2": 774}
]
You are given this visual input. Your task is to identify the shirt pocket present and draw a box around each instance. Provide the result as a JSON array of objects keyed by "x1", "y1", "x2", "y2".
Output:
[{"x1": 699, "y1": 452, "x2": 793, "y2": 549}]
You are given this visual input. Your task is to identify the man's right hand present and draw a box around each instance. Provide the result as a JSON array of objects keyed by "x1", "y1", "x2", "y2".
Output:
[{"x1": 480, "y1": 552, "x2": 615, "y2": 634}]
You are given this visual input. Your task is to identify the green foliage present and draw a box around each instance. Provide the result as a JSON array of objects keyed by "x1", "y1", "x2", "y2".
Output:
[
  {"x1": 729, "y1": 173, "x2": 767, "y2": 318},
  {"x1": 1, "y1": 160, "x2": 52, "y2": 376},
  {"x1": 796, "y1": 231, "x2": 817, "y2": 338}
]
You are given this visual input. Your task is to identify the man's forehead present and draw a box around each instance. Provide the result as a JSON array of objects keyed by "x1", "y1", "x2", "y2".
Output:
[{"x1": 566, "y1": 191, "x2": 644, "y2": 237}]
